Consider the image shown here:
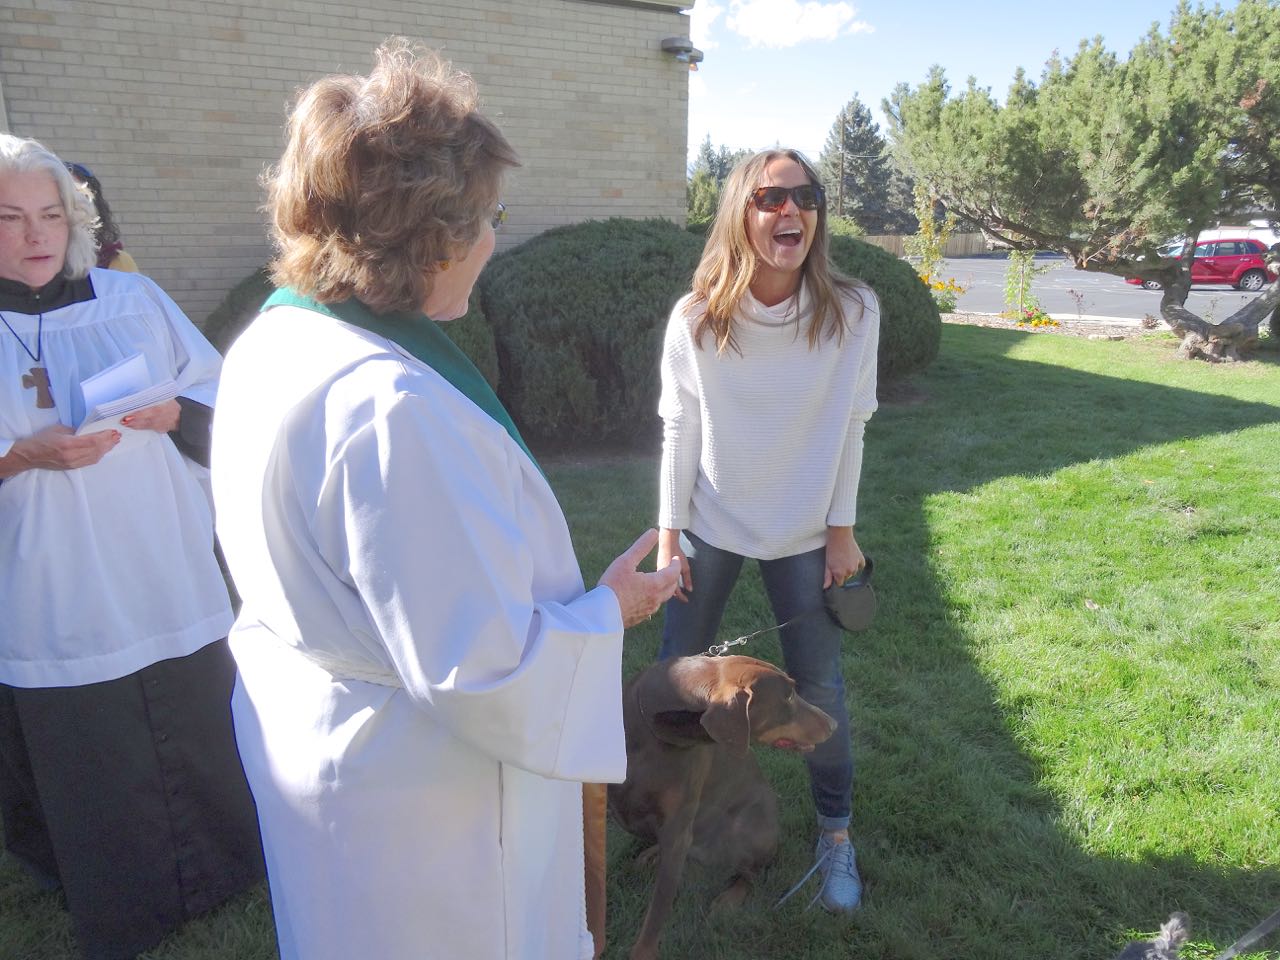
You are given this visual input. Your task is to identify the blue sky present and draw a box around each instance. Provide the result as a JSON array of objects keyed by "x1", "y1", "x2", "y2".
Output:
[{"x1": 685, "y1": 0, "x2": 1233, "y2": 167}]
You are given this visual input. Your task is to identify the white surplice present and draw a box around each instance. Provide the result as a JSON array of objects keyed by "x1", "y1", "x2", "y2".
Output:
[
  {"x1": 211, "y1": 304, "x2": 626, "y2": 960},
  {"x1": 0, "y1": 269, "x2": 231, "y2": 687}
]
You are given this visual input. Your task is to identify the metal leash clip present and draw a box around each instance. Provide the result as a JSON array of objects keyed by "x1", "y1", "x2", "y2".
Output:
[
  {"x1": 703, "y1": 611, "x2": 811, "y2": 657},
  {"x1": 705, "y1": 635, "x2": 750, "y2": 657}
]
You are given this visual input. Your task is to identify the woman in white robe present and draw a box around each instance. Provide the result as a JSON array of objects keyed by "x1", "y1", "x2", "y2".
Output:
[
  {"x1": 0, "y1": 134, "x2": 262, "y2": 960},
  {"x1": 211, "y1": 42, "x2": 679, "y2": 960}
]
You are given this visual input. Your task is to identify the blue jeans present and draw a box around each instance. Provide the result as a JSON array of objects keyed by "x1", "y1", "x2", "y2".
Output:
[{"x1": 658, "y1": 531, "x2": 853, "y2": 831}]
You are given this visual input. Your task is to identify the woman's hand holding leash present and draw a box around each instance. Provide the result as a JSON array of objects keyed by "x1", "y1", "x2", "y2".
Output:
[{"x1": 824, "y1": 525, "x2": 865, "y2": 589}]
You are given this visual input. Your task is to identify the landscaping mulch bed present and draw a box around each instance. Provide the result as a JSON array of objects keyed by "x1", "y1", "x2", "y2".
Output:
[{"x1": 943, "y1": 311, "x2": 1159, "y2": 340}]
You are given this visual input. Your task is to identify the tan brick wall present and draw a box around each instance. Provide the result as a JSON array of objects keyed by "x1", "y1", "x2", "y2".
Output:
[{"x1": 0, "y1": 0, "x2": 691, "y2": 322}]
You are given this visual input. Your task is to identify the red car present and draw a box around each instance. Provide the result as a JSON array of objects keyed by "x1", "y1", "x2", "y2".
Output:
[{"x1": 1127, "y1": 238, "x2": 1278, "y2": 291}]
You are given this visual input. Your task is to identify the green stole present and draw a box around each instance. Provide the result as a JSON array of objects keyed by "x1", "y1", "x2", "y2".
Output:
[{"x1": 262, "y1": 288, "x2": 539, "y2": 470}]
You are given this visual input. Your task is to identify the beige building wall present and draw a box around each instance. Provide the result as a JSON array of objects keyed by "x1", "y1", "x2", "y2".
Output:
[{"x1": 0, "y1": 0, "x2": 691, "y2": 321}]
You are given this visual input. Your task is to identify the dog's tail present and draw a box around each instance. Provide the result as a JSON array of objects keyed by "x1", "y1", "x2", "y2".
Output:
[{"x1": 1155, "y1": 912, "x2": 1190, "y2": 952}]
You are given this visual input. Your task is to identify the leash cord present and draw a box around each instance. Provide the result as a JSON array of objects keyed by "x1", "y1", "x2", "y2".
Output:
[
  {"x1": 704, "y1": 607, "x2": 822, "y2": 657},
  {"x1": 1216, "y1": 904, "x2": 1280, "y2": 960},
  {"x1": 773, "y1": 845, "x2": 832, "y2": 910}
]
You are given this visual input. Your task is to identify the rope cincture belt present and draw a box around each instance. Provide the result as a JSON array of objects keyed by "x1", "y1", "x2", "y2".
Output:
[{"x1": 257, "y1": 622, "x2": 403, "y2": 688}]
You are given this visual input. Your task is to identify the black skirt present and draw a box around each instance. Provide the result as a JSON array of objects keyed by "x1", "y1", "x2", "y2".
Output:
[{"x1": 0, "y1": 639, "x2": 264, "y2": 960}]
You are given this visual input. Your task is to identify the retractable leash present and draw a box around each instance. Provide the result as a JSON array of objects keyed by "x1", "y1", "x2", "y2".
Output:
[
  {"x1": 704, "y1": 556, "x2": 877, "y2": 658},
  {"x1": 697, "y1": 557, "x2": 878, "y2": 909},
  {"x1": 773, "y1": 847, "x2": 837, "y2": 910},
  {"x1": 704, "y1": 612, "x2": 815, "y2": 657},
  {"x1": 1216, "y1": 904, "x2": 1280, "y2": 960},
  {"x1": 715, "y1": 606, "x2": 847, "y2": 912}
]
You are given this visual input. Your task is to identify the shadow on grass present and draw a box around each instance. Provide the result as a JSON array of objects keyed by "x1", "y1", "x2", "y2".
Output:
[
  {"x1": 9, "y1": 325, "x2": 1269, "y2": 960},
  {"x1": 561, "y1": 325, "x2": 1280, "y2": 960}
]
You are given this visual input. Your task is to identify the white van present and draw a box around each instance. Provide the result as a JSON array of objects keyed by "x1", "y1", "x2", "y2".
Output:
[{"x1": 1197, "y1": 220, "x2": 1279, "y2": 248}]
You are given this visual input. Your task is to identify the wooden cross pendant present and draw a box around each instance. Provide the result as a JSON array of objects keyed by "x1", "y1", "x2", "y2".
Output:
[{"x1": 22, "y1": 366, "x2": 54, "y2": 409}]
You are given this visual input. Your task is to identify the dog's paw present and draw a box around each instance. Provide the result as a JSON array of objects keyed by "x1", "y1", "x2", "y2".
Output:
[{"x1": 636, "y1": 844, "x2": 660, "y2": 868}]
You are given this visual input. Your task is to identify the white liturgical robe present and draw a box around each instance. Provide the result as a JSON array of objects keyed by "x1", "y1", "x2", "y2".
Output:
[
  {"x1": 0, "y1": 268, "x2": 231, "y2": 687},
  {"x1": 211, "y1": 304, "x2": 627, "y2": 960}
]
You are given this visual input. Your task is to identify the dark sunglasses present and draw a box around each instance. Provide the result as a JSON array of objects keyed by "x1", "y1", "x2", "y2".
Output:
[
  {"x1": 750, "y1": 184, "x2": 825, "y2": 213},
  {"x1": 491, "y1": 201, "x2": 507, "y2": 230}
]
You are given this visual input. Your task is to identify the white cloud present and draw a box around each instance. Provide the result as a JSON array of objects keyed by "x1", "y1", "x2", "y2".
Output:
[
  {"x1": 689, "y1": 1, "x2": 724, "y2": 51},
  {"x1": 724, "y1": 0, "x2": 872, "y2": 49}
]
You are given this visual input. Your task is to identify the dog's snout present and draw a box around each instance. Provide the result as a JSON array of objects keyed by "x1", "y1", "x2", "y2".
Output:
[
  {"x1": 803, "y1": 700, "x2": 837, "y2": 743},
  {"x1": 818, "y1": 707, "x2": 836, "y2": 738}
]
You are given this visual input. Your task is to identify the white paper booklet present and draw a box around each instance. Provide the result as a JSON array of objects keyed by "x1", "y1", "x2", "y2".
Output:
[{"x1": 76, "y1": 352, "x2": 179, "y2": 435}]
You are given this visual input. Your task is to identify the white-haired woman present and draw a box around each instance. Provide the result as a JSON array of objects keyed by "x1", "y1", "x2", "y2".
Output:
[
  {"x1": 656, "y1": 148, "x2": 879, "y2": 913},
  {"x1": 0, "y1": 133, "x2": 262, "y2": 960}
]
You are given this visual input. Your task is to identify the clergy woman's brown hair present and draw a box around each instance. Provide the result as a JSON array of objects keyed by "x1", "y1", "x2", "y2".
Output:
[
  {"x1": 691, "y1": 148, "x2": 867, "y2": 354},
  {"x1": 266, "y1": 40, "x2": 519, "y2": 314}
]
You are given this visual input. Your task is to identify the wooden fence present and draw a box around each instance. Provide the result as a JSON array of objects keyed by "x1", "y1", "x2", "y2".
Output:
[{"x1": 859, "y1": 232, "x2": 989, "y2": 258}]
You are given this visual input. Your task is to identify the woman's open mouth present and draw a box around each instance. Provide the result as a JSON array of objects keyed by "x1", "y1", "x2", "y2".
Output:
[{"x1": 773, "y1": 229, "x2": 803, "y2": 248}]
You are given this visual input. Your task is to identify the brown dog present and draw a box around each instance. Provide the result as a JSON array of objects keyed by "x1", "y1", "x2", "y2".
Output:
[{"x1": 608, "y1": 655, "x2": 836, "y2": 960}]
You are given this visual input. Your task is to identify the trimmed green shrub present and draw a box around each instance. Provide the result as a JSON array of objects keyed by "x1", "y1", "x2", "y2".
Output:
[
  {"x1": 479, "y1": 218, "x2": 704, "y2": 446},
  {"x1": 826, "y1": 215, "x2": 865, "y2": 238},
  {"x1": 437, "y1": 297, "x2": 499, "y2": 389},
  {"x1": 201, "y1": 268, "x2": 274, "y2": 354},
  {"x1": 200, "y1": 268, "x2": 498, "y2": 388},
  {"x1": 828, "y1": 235, "x2": 941, "y2": 383}
]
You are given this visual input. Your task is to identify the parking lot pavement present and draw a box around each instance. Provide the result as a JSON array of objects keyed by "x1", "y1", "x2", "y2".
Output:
[{"x1": 940, "y1": 255, "x2": 1267, "y2": 323}]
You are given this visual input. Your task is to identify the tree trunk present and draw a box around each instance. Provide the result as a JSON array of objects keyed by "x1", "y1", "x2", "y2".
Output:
[
  {"x1": 1160, "y1": 280, "x2": 1280, "y2": 362},
  {"x1": 1156, "y1": 246, "x2": 1280, "y2": 362}
]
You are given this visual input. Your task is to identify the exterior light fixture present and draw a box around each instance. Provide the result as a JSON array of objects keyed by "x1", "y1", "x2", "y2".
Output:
[{"x1": 661, "y1": 36, "x2": 704, "y2": 70}]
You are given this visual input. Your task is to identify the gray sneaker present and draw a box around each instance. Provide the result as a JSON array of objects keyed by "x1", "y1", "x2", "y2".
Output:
[{"x1": 813, "y1": 833, "x2": 862, "y2": 912}]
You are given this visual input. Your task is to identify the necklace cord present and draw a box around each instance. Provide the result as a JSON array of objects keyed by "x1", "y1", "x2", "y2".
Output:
[{"x1": 0, "y1": 310, "x2": 43, "y2": 364}]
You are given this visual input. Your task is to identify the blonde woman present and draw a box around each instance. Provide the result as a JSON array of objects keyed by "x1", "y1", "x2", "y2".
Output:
[
  {"x1": 656, "y1": 148, "x2": 878, "y2": 912},
  {"x1": 211, "y1": 43, "x2": 678, "y2": 960}
]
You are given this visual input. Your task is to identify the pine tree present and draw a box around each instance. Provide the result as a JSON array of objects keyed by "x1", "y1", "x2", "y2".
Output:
[
  {"x1": 687, "y1": 136, "x2": 754, "y2": 224},
  {"x1": 689, "y1": 134, "x2": 749, "y2": 185},
  {"x1": 885, "y1": 0, "x2": 1280, "y2": 360},
  {"x1": 818, "y1": 96, "x2": 914, "y2": 234}
]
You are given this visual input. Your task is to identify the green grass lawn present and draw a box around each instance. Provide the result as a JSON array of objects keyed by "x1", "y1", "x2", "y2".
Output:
[{"x1": 4, "y1": 326, "x2": 1278, "y2": 959}]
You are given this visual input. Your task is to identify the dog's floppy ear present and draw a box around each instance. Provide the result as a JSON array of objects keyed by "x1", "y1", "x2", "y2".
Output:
[{"x1": 700, "y1": 688, "x2": 750, "y2": 757}]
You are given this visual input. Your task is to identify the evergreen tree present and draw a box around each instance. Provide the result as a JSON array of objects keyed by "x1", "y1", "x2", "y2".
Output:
[
  {"x1": 818, "y1": 96, "x2": 915, "y2": 234},
  {"x1": 687, "y1": 136, "x2": 753, "y2": 224},
  {"x1": 690, "y1": 134, "x2": 719, "y2": 180},
  {"x1": 885, "y1": 0, "x2": 1280, "y2": 361},
  {"x1": 686, "y1": 168, "x2": 720, "y2": 225},
  {"x1": 689, "y1": 134, "x2": 750, "y2": 185}
]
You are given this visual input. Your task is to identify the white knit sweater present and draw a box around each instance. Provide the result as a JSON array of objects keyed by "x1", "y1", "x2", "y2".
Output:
[{"x1": 658, "y1": 283, "x2": 879, "y2": 560}]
